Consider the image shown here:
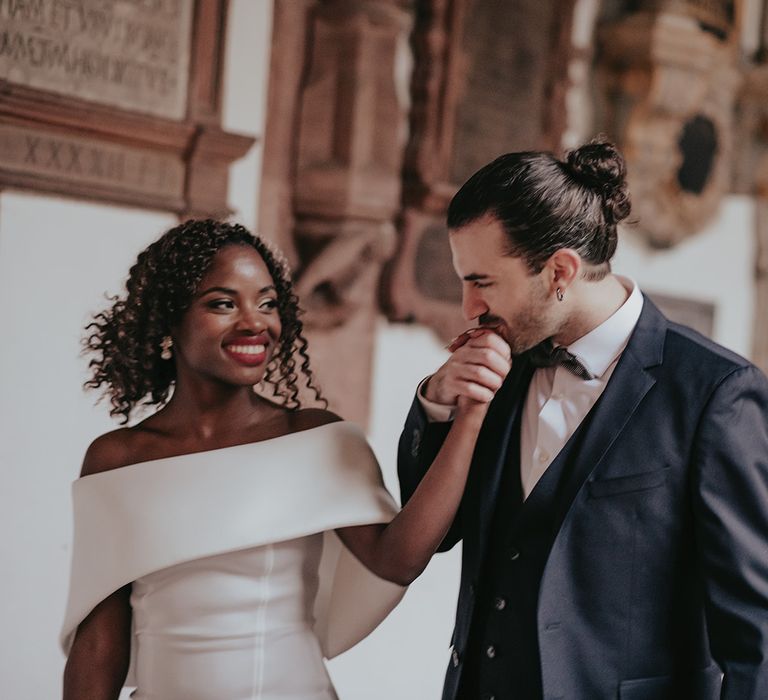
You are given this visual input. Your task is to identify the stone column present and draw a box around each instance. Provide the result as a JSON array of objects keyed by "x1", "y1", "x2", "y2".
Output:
[
  {"x1": 383, "y1": 0, "x2": 576, "y2": 341},
  {"x1": 290, "y1": 0, "x2": 412, "y2": 423}
]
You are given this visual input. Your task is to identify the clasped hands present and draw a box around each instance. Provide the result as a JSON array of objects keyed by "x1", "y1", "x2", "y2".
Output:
[{"x1": 424, "y1": 327, "x2": 512, "y2": 417}]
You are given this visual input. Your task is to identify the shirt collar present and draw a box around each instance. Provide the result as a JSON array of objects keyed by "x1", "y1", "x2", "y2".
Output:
[{"x1": 565, "y1": 276, "x2": 643, "y2": 379}]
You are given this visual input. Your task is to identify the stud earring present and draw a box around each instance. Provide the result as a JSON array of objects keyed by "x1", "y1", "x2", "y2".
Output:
[{"x1": 160, "y1": 336, "x2": 173, "y2": 360}]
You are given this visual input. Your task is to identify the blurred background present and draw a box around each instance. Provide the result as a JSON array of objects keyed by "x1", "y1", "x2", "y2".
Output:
[{"x1": 1, "y1": 0, "x2": 766, "y2": 697}]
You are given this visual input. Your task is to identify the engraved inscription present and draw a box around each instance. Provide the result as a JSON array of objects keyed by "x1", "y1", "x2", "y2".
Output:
[
  {"x1": 0, "y1": 123, "x2": 185, "y2": 198},
  {"x1": 449, "y1": 0, "x2": 557, "y2": 185},
  {"x1": 0, "y1": 0, "x2": 193, "y2": 120}
]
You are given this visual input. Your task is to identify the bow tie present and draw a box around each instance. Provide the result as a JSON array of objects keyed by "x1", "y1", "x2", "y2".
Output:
[{"x1": 528, "y1": 340, "x2": 595, "y2": 380}]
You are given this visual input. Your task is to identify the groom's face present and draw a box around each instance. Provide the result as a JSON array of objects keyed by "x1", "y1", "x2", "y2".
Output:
[{"x1": 449, "y1": 214, "x2": 558, "y2": 355}]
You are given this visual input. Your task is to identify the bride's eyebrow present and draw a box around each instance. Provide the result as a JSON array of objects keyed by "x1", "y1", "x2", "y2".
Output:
[
  {"x1": 198, "y1": 285, "x2": 277, "y2": 297},
  {"x1": 198, "y1": 286, "x2": 237, "y2": 296}
]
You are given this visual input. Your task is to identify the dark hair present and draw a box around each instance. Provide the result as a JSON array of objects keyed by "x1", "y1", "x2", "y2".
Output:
[
  {"x1": 84, "y1": 219, "x2": 324, "y2": 424},
  {"x1": 446, "y1": 140, "x2": 631, "y2": 278}
]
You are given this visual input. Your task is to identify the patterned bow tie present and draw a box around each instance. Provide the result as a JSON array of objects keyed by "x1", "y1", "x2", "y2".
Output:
[{"x1": 528, "y1": 340, "x2": 595, "y2": 380}]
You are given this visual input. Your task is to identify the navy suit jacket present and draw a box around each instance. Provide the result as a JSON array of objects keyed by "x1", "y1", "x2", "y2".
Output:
[{"x1": 398, "y1": 298, "x2": 768, "y2": 700}]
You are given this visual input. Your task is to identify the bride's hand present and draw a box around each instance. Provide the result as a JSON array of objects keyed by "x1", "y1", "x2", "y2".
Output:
[{"x1": 455, "y1": 394, "x2": 492, "y2": 422}]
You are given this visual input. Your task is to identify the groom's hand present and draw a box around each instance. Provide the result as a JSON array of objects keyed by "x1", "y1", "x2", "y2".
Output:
[{"x1": 424, "y1": 327, "x2": 512, "y2": 406}]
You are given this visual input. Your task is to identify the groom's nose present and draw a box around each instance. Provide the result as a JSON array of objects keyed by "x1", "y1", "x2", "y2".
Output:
[{"x1": 462, "y1": 287, "x2": 489, "y2": 322}]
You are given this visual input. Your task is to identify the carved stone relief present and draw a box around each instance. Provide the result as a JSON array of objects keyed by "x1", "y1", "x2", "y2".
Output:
[
  {"x1": 0, "y1": 121, "x2": 185, "y2": 209},
  {"x1": 0, "y1": 0, "x2": 193, "y2": 120},
  {"x1": 0, "y1": 0, "x2": 253, "y2": 218},
  {"x1": 257, "y1": 0, "x2": 317, "y2": 265},
  {"x1": 260, "y1": 0, "x2": 412, "y2": 423},
  {"x1": 383, "y1": 0, "x2": 577, "y2": 341},
  {"x1": 597, "y1": 4, "x2": 741, "y2": 247}
]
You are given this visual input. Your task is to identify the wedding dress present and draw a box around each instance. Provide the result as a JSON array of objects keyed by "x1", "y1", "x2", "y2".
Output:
[{"x1": 61, "y1": 422, "x2": 404, "y2": 699}]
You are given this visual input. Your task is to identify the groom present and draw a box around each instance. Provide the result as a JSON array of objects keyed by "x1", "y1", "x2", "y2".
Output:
[{"x1": 397, "y1": 142, "x2": 768, "y2": 699}]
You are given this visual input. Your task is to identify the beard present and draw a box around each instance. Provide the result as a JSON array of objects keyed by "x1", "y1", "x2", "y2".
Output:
[{"x1": 495, "y1": 279, "x2": 558, "y2": 355}]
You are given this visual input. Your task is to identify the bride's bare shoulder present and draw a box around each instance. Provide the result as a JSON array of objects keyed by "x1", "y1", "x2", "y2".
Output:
[
  {"x1": 289, "y1": 408, "x2": 344, "y2": 433},
  {"x1": 79, "y1": 426, "x2": 153, "y2": 477}
]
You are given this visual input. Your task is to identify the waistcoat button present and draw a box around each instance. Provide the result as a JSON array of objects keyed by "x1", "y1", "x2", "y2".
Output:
[
  {"x1": 485, "y1": 645, "x2": 496, "y2": 659},
  {"x1": 451, "y1": 649, "x2": 460, "y2": 667},
  {"x1": 509, "y1": 547, "x2": 521, "y2": 561},
  {"x1": 493, "y1": 596, "x2": 506, "y2": 611}
]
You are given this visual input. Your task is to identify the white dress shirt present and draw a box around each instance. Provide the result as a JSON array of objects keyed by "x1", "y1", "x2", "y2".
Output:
[{"x1": 418, "y1": 277, "x2": 643, "y2": 499}]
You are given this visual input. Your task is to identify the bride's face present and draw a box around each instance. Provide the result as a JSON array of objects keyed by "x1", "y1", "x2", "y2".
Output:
[{"x1": 172, "y1": 244, "x2": 283, "y2": 388}]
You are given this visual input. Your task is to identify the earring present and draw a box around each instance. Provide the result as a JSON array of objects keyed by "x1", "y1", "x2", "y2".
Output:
[
  {"x1": 556, "y1": 288, "x2": 564, "y2": 302},
  {"x1": 160, "y1": 336, "x2": 173, "y2": 360}
]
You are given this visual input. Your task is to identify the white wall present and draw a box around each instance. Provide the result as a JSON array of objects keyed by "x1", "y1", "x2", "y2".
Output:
[
  {"x1": 328, "y1": 322, "x2": 460, "y2": 699},
  {"x1": 0, "y1": 1, "x2": 271, "y2": 698},
  {"x1": 613, "y1": 195, "x2": 756, "y2": 357},
  {"x1": 222, "y1": 0, "x2": 274, "y2": 231},
  {"x1": 0, "y1": 195, "x2": 175, "y2": 698}
]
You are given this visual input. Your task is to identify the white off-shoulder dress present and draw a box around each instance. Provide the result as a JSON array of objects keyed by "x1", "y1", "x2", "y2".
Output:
[{"x1": 61, "y1": 422, "x2": 405, "y2": 700}]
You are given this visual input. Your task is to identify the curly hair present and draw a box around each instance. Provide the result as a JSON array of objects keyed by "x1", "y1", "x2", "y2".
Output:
[{"x1": 84, "y1": 219, "x2": 325, "y2": 424}]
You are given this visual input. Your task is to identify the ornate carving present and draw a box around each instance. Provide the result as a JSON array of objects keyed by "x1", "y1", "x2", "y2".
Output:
[
  {"x1": 258, "y1": 0, "x2": 412, "y2": 423},
  {"x1": 294, "y1": 0, "x2": 410, "y2": 222},
  {"x1": 597, "y1": 6, "x2": 741, "y2": 247},
  {"x1": 0, "y1": 0, "x2": 194, "y2": 120},
  {"x1": 295, "y1": 219, "x2": 397, "y2": 329},
  {"x1": 384, "y1": 0, "x2": 577, "y2": 338},
  {"x1": 0, "y1": 121, "x2": 185, "y2": 209},
  {"x1": 382, "y1": 207, "x2": 467, "y2": 342},
  {"x1": 0, "y1": 0, "x2": 254, "y2": 218},
  {"x1": 257, "y1": 0, "x2": 318, "y2": 264}
]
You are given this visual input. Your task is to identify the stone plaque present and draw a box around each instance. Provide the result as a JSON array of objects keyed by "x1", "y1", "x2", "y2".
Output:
[
  {"x1": 599, "y1": 10, "x2": 740, "y2": 247},
  {"x1": 648, "y1": 291, "x2": 715, "y2": 338},
  {"x1": 0, "y1": 0, "x2": 194, "y2": 120},
  {"x1": 450, "y1": 0, "x2": 558, "y2": 184},
  {"x1": 0, "y1": 123, "x2": 185, "y2": 202}
]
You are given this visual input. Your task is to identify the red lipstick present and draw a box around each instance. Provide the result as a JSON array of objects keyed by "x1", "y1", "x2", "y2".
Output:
[{"x1": 223, "y1": 335, "x2": 270, "y2": 367}]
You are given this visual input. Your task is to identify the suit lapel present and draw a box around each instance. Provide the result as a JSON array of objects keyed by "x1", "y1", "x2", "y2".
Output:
[
  {"x1": 546, "y1": 296, "x2": 667, "y2": 532},
  {"x1": 465, "y1": 296, "x2": 668, "y2": 569}
]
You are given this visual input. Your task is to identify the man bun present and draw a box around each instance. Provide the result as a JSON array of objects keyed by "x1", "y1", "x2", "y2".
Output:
[{"x1": 565, "y1": 141, "x2": 631, "y2": 225}]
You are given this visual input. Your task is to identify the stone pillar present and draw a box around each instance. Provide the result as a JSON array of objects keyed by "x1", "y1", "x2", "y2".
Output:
[
  {"x1": 257, "y1": 0, "x2": 318, "y2": 265},
  {"x1": 290, "y1": 0, "x2": 412, "y2": 423}
]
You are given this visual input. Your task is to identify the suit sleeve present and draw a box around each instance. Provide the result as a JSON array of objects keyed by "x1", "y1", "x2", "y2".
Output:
[
  {"x1": 692, "y1": 365, "x2": 768, "y2": 700},
  {"x1": 397, "y1": 393, "x2": 463, "y2": 551}
]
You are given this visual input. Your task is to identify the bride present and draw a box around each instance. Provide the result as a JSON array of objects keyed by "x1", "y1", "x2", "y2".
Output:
[{"x1": 61, "y1": 219, "x2": 508, "y2": 699}]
